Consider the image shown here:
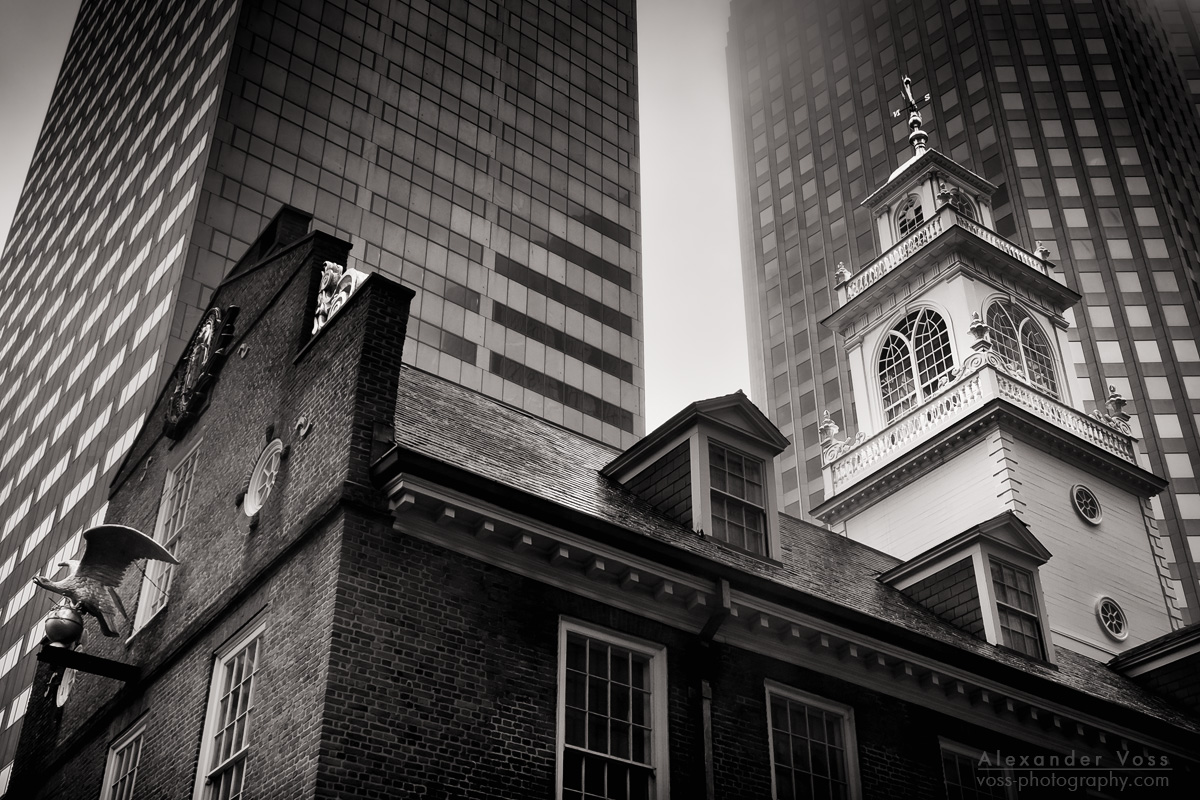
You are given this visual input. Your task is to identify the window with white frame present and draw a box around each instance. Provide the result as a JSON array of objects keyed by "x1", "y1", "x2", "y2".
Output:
[
  {"x1": 766, "y1": 681, "x2": 859, "y2": 800},
  {"x1": 941, "y1": 740, "x2": 1014, "y2": 799},
  {"x1": 879, "y1": 309, "x2": 955, "y2": 422},
  {"x1": 101, "y1": 721, "x2": 146, "y2": 800},
  {"x1": 709, "y1": 442, "x2": 767, "y2": 555},
  {"x1": 194, "y1": 621, "x2": 265, "y2": 800},
  {"x1": 896, "y1": 195, "x2": 925, "y2": 237},
  {"x1": 989, "y1": 559, "x2": 1045, "y2": 659},
  {"x1": 557, "y1": 619, "x2": 668, "y2": 800},
  {"x1": 986, "y1": 301, "x2": 1059, "y2": 399},
  {"x1": 133, "y1": 443, "x2": 199, "y2": 631},
  {"x1": 243, "y1": 439, "x2": 283, "y2": 516}
]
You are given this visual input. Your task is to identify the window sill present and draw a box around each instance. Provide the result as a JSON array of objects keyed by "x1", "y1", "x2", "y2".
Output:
[{"x1": 125, "y1": 605, "x2": 167, "y2": 646}]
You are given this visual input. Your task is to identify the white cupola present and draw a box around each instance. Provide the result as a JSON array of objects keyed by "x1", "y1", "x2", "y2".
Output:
[{"x1": 813, "y1": 78, "x2": 1181, "y2": 661}]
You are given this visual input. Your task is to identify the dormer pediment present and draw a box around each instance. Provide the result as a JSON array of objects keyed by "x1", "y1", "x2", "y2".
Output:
[
  {"x1": 602, "y1": 391, "x2": 788, "y2": 482},
  {"x1": 880, "y1": 512, "x2": 1051, "y2": 589}
]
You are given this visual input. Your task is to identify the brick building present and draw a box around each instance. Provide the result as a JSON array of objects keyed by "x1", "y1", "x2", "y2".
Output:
[
  {"x1": 10, "y1": 210, "x2": 1200, "y2": 798},
  {"x1": 0, "y1": 0, "x2": 643, "y2": 774}
]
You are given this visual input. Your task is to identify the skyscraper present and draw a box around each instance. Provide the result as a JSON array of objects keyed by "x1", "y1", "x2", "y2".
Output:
[
  {"x1": 727, "y1": 0, "x2": 1200, "y2": 621},
  {"x1": 0, "y1": 0, "x2": 642, "y2": 782}
]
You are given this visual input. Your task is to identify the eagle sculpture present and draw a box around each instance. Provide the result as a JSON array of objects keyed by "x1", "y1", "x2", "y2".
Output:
[{"x1": 32, "y1": 525, "x2": 179, "y2": 637}]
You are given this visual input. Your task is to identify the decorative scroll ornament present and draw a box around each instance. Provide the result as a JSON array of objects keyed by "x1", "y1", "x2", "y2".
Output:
[
  {"x1": 1090, "y1": 384, "x2": 1133, "y2": 435},
  {"x1": 819, "y1": 410, "x2": 866, "y2": 462},
  {"x1": 968, "y1": 312, "x2": 991, "y2": 352},
  {"x1": 313, "y1": 261, "x2": 368, "y2": 334},
  {"x1": 833, "y1": 261, "x2": 851, "y2": 286},
  {"x1": 165, "y1": 305, "x2": 239, "y2": 439}
]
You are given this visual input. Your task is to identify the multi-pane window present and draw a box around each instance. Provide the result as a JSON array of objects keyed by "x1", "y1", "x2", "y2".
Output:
[
  {"x1": 896, "y1": 195, "x2": 925, "y2": 237},
  {"x1": 942, "y1": 744, "x2": 1012, "y2": 799},
  {"x1": 767, "y1": 684, "x2": 857, "y2": 800},
  {"x1": 709, "y1": 442, "x2": 767, "y2": 555},
  {"x1": 558, "y1": 622, "x2": 667, "y2": 800},
  {"x1": 990, "y1": 559, "x2": 1045, "y2": 659},
  {"x1": 986, "y1": 301, "x2": 1059, "y2": 398},
  {"x1": 194, "y1": 623, "x2": 265, "y2": 800},
  {"x1": 101, "y1": 722, "x2": 146, "y2": 800},
  {"x1": 134, "y1": 443, "x2": 199, "y2": 630},
  {"x1": 878, "y1": 310, "x2": 955, "y2": 421}
]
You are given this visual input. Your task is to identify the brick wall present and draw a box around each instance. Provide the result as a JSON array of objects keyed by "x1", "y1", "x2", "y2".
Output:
[{"x1": 12, "y1": 226, "x2": 413, "y2": 796}]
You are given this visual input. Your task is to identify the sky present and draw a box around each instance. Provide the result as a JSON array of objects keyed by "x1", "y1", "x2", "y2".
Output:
[{"x1": 0, "y1": 0, "x2": 751, "y2": 431}]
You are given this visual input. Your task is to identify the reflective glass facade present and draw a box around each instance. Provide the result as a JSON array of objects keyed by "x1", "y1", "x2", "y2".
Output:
[
  {"x1": 728, "y1": 0, "x2": 1200, "y2": 621},
  {"x1": 0, "y1": 0, "x2": 641, "y2": 778}
]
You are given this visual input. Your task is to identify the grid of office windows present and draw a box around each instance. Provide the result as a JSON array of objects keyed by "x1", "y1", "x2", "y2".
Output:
[
  {"x1": 0, "y1": 0, "x2": 646, "y2": 781},
  {"x1": 0, "y1": 0, "x2": 241, "y2": 774},
  {"x1": 728, "y1": 0, "x2": 1200, "y2": 623},
  {"x1": 198, "y1": 0, "x2": 645, "y2": 446}
]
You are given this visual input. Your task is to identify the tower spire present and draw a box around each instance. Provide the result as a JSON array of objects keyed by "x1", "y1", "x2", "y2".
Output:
[{"x1": 892, "y1": 75, "x2": 931, "y2": 155}]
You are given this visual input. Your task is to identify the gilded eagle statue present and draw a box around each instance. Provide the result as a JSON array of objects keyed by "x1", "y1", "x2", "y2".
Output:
[{"x1": 31, "y1": 525, "x2": 179, "y2": 637}]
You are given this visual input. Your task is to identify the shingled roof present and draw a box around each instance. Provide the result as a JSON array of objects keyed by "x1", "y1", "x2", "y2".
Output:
[{"x1": 388, "y1": 365, "x2": 1200, "y2": 734}]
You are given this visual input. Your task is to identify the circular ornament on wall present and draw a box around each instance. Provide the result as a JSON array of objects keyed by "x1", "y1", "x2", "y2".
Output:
[
  {"x1": 1070, "y1": 484, "x2": 1102, "y2": 525},
  {"x1": 244, "y1": 439, "x2": 285, "y2": 516},
  {"x1": 1096, "y1": 596, "x2": 1128, "y2": 642}
]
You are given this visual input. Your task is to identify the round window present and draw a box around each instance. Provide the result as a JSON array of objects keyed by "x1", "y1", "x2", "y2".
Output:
[
  {"x1": 244, "y1": 439, "x2": 284, "y2": 516},
  {"x1": 1070, "y1": 484, "x2": 1102, "y2": 525},
  {"x1": 1096, "y1": 596, "x2": 1128, "y2": 641}
]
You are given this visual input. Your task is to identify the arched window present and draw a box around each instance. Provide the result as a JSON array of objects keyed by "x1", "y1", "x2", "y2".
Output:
[
  {"x1": 986, "y1": 301, "x2": 1059, "y2": 398},
  {"x1": 956, "y1": 199, "x2": 977, "y2": 220},
  {"x1": 879, "y1": 309, "x2": 955, "y2": 421},
  {"x1": 896, "y1": 196, "x2": 925, "y2": 237}
]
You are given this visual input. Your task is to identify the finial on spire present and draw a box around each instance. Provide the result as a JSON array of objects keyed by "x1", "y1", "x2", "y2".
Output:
[{"x1": 892, "y1": 75, "x2": 931, "y2": 156}]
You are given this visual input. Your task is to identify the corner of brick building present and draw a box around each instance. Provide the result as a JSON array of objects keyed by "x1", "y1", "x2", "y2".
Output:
[{"x1": 10, "y1": 216, "x2": 417, "y2": 798}]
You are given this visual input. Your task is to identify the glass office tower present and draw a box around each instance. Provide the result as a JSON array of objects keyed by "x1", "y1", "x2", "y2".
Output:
[
  {"x1": 0, "y1": 0, "x2": 641, "y2": 784},
  {"x1": 728, "y1": 0, "x2": 1200, "y2": 621}
]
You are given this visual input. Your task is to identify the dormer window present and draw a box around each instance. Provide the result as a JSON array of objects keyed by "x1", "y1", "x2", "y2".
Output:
[
  {"x1": 709, "y1": 442, "x2": 767, "y2": 555},
  {"x1": 879, "y1": 309, "x2": 955, "y2": 421},
  {"x1": 896, "y1": 195, "x2": 924, "y2": 237},
  {"x1": 602, "y1": 392, "x2": 789, "y2": 561},
  {"x1": 990, "y1": 558, "x2": 1046, "y2": 659},
  {"x1": 880, "y1": 513, "x2": 1055, "y2": 665},
  {"x1": 986, "y1": 301, "x2": 1059, "y2": 398}
]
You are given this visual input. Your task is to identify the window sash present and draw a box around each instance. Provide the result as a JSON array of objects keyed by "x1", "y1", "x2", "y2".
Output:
[
  {"x1": 558, "y1": 621, "x2": 666, "y2": 800},
  {"x1": 765, "y1": 682, "x2": 858, "y2": 800},
  {"x1": 134, "y1": 445, "x2": 198, "y2": 630},
  {"x1": 102, "y1": 724, "x2": 146, "y2": 800},
  {"x1": 941, "y1": 742, "x2": 1015, "y2": 800},
  {"x1": 195, "y1": 625, "x2": 264, "y2": 800},
  {"x1": 990, "y1": 560, "x2": 1045, "y2": 658}
]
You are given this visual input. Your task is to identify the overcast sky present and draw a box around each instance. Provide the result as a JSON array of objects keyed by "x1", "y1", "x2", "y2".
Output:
[{"x1": 0, "y1": 0, "x2": 751, "y2": 431}]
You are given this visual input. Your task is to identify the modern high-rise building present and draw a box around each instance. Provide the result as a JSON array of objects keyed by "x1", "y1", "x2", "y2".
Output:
[
  {"x1": 0, "y1": 0, "x2": 641, "y2": 784},
  {"x1": 727, "y1": 0, "x2": 1200, "y2": 621}
]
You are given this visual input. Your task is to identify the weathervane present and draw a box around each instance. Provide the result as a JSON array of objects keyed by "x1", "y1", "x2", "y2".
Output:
[{"x1": 891, "y1": 76, "x2": 931, "y2": 155}]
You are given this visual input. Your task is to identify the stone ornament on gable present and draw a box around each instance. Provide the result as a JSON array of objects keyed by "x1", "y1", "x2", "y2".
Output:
[
  {"x1": 165, "y1": 305, "x2": 239, "y2": 440},
  {"x1": 819, "y1": 410, "x2": 866, "y2": 462},
  {"x1": 313, "y1": 261, "x2": 368, "y2": 334},
  {"x1": 1089, "y1": 384, "x2": 1133, "y2": 436}
]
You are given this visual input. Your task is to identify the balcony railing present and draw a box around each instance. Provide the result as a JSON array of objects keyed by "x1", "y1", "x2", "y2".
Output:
[
  {"x1": 821, "y1": 360, "x2": 1137, "y2": 496},
  {"x1": 841, "y1": 207, "x2": 1049, "y2": 302}
]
